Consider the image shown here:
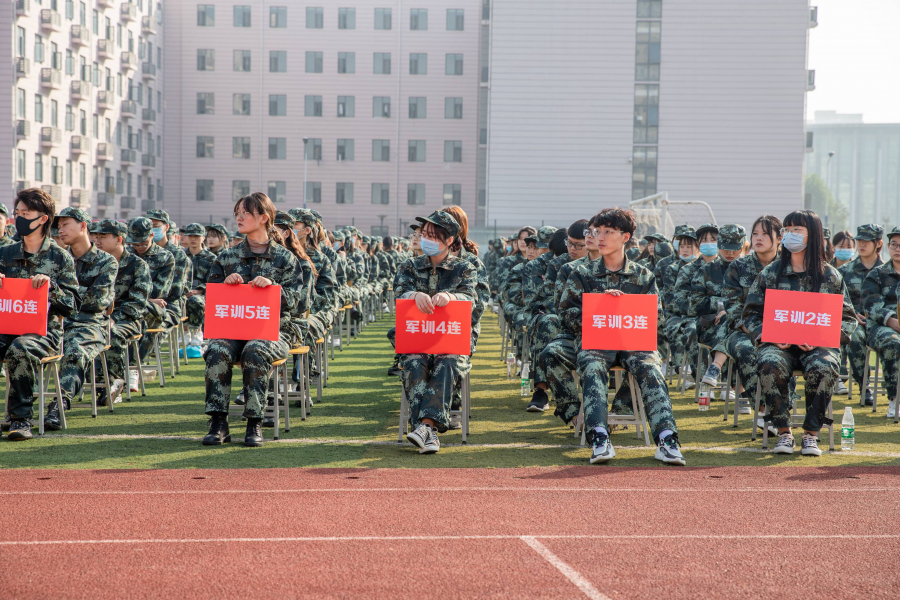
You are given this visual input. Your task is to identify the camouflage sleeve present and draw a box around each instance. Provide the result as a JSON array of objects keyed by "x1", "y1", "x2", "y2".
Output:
[
  {"x1": 452, "y1": 261, "x2": 478, "y2": 304},
  {"x1": 344, "y1": 255, "x2": 358, "y2": 284},
  {"x1": 312, "y1": 255, "x2": 338, "y2": 314},
  {"x1": 293, "y1": 260, "x2": 315, "y2": 317},
  {"x1": 49, "y1": 253, "x2": 79, "y2": 319},
  {"x1": 79, "y1": 255, "x2": 117, "y2": 315},
  {"x1": 722, "y1": 261, "x2": 744, "y2": 329},
  {"x1": 506, "y1": 269, "x2": 524, "y2": 308},
  {"x1": 167, "y1": 252, "x2": 191, "y2": 300},
  {"x1": 741, "y1": 269, "x2": 769, "y2": 342},
  {"x1": 393, "y1": 260, "x2": 418, "y2": 298},
  {"x1": 836, "y1": 276, "x2": 859, "y2": 340},
  {"x1": 472, "y1": 258, "x2": 490, "y2": 324},
  {"x1": 670, "y1": 265, "x2": 695, "y2": 317},
  {"x1": 862, "y1": 269, "x2": 893, "y2": 325},
  {"x1": 192, "y1": 255, "x2": 213, "y2": 294},
  {"x1": 553, "y1": 264, "x2": 571, "y2": 312},
  {"x1": 115, "y1": 259, "x2": 151, "y2": 323},
  {"x1": 152, "y1": 253, "x2": 175, "y2": 300},
  {"x1": 558, "y1": 266, "x2": 587, "y2": 338},
  {"x1": 687, "y1": 265, "x2": 709, "y2": 318}
]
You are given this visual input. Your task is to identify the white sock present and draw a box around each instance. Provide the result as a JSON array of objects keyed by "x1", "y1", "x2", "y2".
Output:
[
  {"x1": 593, "y1": 426, "x2": 608, "y2": 437},
  {"x1": 659, "y1": 429, "x2": 673, "y2": 440}
]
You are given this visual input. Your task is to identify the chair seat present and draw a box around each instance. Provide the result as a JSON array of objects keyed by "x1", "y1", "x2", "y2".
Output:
[
  {"x1": 315, "y1": 338, "x2": 325, "y2": 345},
  {"x1": 40, "y1": 355, "x2": 63, "y2": 364},
  {"x1": 127, "y1": 334, "x2": 142, "y2": 341},
  {"x1": 145, "y1": 328, "x2": 166, "y2": 334},
  {"x1": 290, "y1": 346, "x2": 311, "y2": 356},
  {"x1": 271, "y1": 358, "x2": 288, "y2": 367}
]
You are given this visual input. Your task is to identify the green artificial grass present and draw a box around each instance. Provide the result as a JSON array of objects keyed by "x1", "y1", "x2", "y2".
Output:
[{"x1": 1, "y1": 311, "x2": 899, "y2": 469}]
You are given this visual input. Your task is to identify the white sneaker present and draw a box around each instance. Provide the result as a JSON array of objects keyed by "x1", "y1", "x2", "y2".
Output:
[
  {"x1": 406, "y1": 423, "x2": 430, "y2": 450},
  {"x1": 834, "y1": 381, "x2": 849, "y2": 396},
  {"x1": 654, "y1": 434, "x2": 686, "y2": 466},
  {"x1": 737, "y1": 401, "x2": 752, "y2": 415},
  {"x1": 142, "y1": 369, "x2": 158, "y2": 382},
  {"x1": 589, "y1": 432, "x2": 615, "y2": 464},
  {"x1": 756, "y1": 418, "x2": 778, "y2": 437},
  {"x1": 801, "y1": 433, "x2": 822, "y2": 456},
  {"x1": 109, "y1": 379, "x2": 125, "y2": 404},
  {"x1": 332, "y1": 338, "x2": 342, "y2": 348},
  {"x1": 448, "y1": 413, "x2": 462, "y2": 430},
  {"x1": 887, "y1": 400, "x2": 896, "y2": 419},
  {"x1": 772, "y1": 433, "x2": 795, "y2": 454},
  {"x1": 190, "y1": 333, "x2": 204, "y2": 347},
  {"x1": 128, "y1": 370, "x2": 140, "y2": 392},
  {"x1": 419, "y1": 427, "x2": 440, "y2": 454},
  {"x1": 683, "y1": 375, "x2": 695, "y2": 391},
  {"x1": 720, "y1": 389, "x2": 736, "y2": 401}
]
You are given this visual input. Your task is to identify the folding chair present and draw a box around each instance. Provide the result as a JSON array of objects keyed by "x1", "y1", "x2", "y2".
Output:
[
  {"x1": 144, "y1": 328, "x2": 170, "y2": 387},
  {"x1": 312, "y1": 337, "x2": 325, "y2": 403},
  {"x1": 77, "y1": 345, "x2": 113, "y2": 414},
  {"x1": 228, "y1": 357, "x2": 290, "y2": 440},
  {"x1": 572, "y1": 367, "x2": 652, "y2": 447},
  {"x1": 388, "y1": 286, "x2": 395, "y2": 316},
  {"x1": 861, "y1": 347, "x2": 882, "y2": 412},
  {"x1": 124, "y1": 333, "x2": 147, "y2": 401},
  {"x1": 2, "y1": 355, "x2": 65, "y2": 436},
  {"x1": 324, "y1": 326, "x2": 332, "y2": 383},
  {"x1": 753, "y1": 370, "x2": 834, "y2": 451},
  {"x1": 283, "y1": 345, "x2": 311, "y2": 420},
  {"x1": 178, "y1": 315, "x2": 190, "y2": 366},
  {"x1": 693, "y1": 343, "x2": 738, "y2": 418},
  {"x1": 398, "y1": 371, "x2": 471, "y2": 443}
]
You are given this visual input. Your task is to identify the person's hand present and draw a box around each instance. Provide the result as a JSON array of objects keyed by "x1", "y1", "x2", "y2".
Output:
[
  {"x1": 186, "y1": 289, "x2": 200, "y2": 297},
  {"x1": 889, "y1": 317, "x2": 900, "y2": 333},
  {"x1": 0, "y1": 272, "x2": 4, "y2": 288},
  {"x1": 714, "y1": 310, "x2": 727, "y2": 325},
  {"x1": 224, "y1": 273, "x2": 244, "y2": 285},
  {"x1": 338, "y1": 250, "x2": 346, "y2": 258},
  {"x1": 798, "y1": 344, "x2": 814, "y2": 352},
  {"x1": 432, "y1": 292, "x2": 451, "y2": 307},
  {"x1": 603, "y1": 289, "x2": 624, "y2": 297},
  {"x1": 415, "y1": 292, "x2": 434, "y2": 315},
  {"x1": 150, "y1": 298, "x2": 167, "y2": 308},
  {"x1": 32, "y1": 274, "x2": 50, "y2": 289},
  {"x1": 857, "y1": 313, "x2": 867, "y2": 325},
  {"x1": 775, "y1": 342, "x2": 792, "y2": 350},
  {"x1": 249, "y1": 276, "x2": 272, "y2": 288}
]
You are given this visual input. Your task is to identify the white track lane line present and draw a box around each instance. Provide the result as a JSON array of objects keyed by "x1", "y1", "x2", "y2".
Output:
[
  {"x1": 520, "y1": 536, "x2": 611, "y2": 600},
  {"x1": 0, "y1": 487, "x2": 894, "y2": 495}
]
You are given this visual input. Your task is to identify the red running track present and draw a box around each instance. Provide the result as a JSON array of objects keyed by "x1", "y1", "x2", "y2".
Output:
[{"x1": 3, "y1": 466, "x2": 899, "y2": 599}]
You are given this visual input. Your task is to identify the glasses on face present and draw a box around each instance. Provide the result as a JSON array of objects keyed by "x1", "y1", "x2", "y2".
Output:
[
  {"x1": 780, "y1": 227, "x2": 808, "y2": 236},
  {"x1": 234, "y1": 210, "x2": 258, "y2": 220},
  {"x1": 889, "y1": 242, "x2": 900, "y2": 251},
  {"x1": 566, "y1": 241, "x2": 586, "y2": 250},
  {"x1": 583, "y1": 228, "x2": 620, "y2": 239}
]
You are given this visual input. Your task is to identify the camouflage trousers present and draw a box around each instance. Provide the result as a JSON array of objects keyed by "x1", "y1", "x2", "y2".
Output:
[
  {"x1": 757, "y1": 344, "x2": 839, "y2": 432},
  {"x1": 724, "y1": 331, "x2": 759, "y2": 400},
  {"x1": 139, "y1": 302, "x2": 168, "y2": 362},
  {"x1": 185, "y1": 294, "x2": 206, "y2": 329},
  {"x1": 577, "y1": 349, "x2": 677, "y2": 442},
  {"x1": 664, "y1": 316, "x2": 698, "y2": 373},
  {"x1": 400, "y1": 353, "x2": 470, "y2": 433},
  {"x1": 530, "y1": 313, "x2": 561, "y2": 386},
  {"x1": 868, "y1": 325, "x2": 900, "y2": 400},
  {"x1": 0, "y1": 331, "x2": 62, "y2": 421},
  {"x1": 59, "y1": 324, "x2": 108, "y2": 404},
  {"x1": 204, "y1": 331, "x2": 291, "y2": 419},
  {"x1": 102, "y1": 320, "x2": 143, "y2": 382},
  {"x1": 697, "y1": 319, "x2": 737, "y2": 387},
  {"x1": 848, "y1": 325, "x2": 868, "y2": 387},
  {"x1": 390, "y1": 327, "x2": 469, "y2": 411}
]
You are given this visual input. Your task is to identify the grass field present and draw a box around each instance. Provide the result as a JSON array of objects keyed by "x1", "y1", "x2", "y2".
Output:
[{"x1": 1, "y1": 311, "x2": 899, "y2": 469}]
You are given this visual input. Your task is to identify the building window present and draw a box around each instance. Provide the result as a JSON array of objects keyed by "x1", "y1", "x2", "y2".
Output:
[
  {"x1": 197, "y1": 93, "x2": 215, "y2": 114},
  {"x1": 480, "y1": 128, "x2": 487, "y2": 144},
  {"x1": 373, "y1": 96, "x2": 391, "y2": 118},
  {"x1": 233, "y1": 137, "x2": 251, "y2": 159},
  {"x1": 233, "y1": 94, "x2": 251, "y2": 115},
  {"x1": 374, "y1": 8, "x2": 392, "y2": 30},
  {"x1": 234, "y1": 6, "x2": 252, "y2": 27},
  {"x1": 338, "y1": 7, "x2": 355, "y2": 29},
  {"x1": 446, "y1": 9, "x2": 464, "y2": 30},
  {"x1": 269, "y1": 94, "x2": 287, "y2": 116},
  {"x1": 197, "y1": 5, "x2": 215, "y2": 26},
  {"x1": 65, "y1": 105, "x2": 74, "y2": 131},
  {"x1": 407, "y1": 183, "x2": 425, "y2": 205},
  {"x1": 409, "y1": 97, "x2": 426, "y2": 119},
  {"x1": 337, "y1": 96, "x2": 355, "y2": 117},
  {"x1": 16, "y1": 89, "x2": 25, "y2": 119},
  {"x1": 445, "y1": 54, "x2": 463, "y2": 75},
  {"x1": 635, "y1": 21, "x2": 661, "y2": 81},
  {"x1": 268, "y1": 181, "x2": 286, "y2": 203},
  {"x1": 197, "y1": 136, "x2": 215, "y2": 158},
  {"x1": 270, "y1": 51, "x2": 287, "y2": 72},
  {"x1": 337, "y1": 52, "x2": 355, "y2": 74},
  {"x1": 233, "y1": 50, "x2": 251, "y2": 72},
  {"x1": 444, "y1": 141, "x2": 462, "y2": 162},
  {"x1": 304, "y1": 138, "x2": 323, "y2": 160},
  {"x1": 196, "y1": 179, "x2": 214, "y2": 201},
  {"x1": 270, "y1": 6, "x2": 287, "y2": 27},
  {"x1": 232, "y1": 180, "x2": 250, "y2": 202},
  {"x1": 372, "y1": 183, "x2": 390, "y2": 204},
  {"x1": 632, "y1": 146, "x2": 658, "y2": 200},
  {"x1": 374, "y1": 52, "x2": 391, "y2": 75},
  {"x1": 269, "y1": 138, "x2": 287, "y2": 159},
  {"x1": 305, "y1": 181, "x2": 322, "y2": 203},
  {"x1": 445, "y1": 97, "x2": 462, "y2": 119},
  {"x1": 637, "y1": 0, "x2": 662, "y2": 18},
  {"x1": 372, "y1": 140, "x2": 390, "y2": 161},
  {"x1": 16, "y1": 150, "x2": 25, "y2": 180},
  {"x1": 35, "y1": 96, "x2": 44, "y2": 123},
  {"x1": 35, "y1": 35, "x2": 44, "y2": 64},
  {"x1": 408, "y1": 140, "x2": 426, "y2": 162},
  {"x1": 306, "y1": 51, "x2": 323, "y2": 73},
  {"x1": 306, "y1": 7, "x2": 323, "y2": 28},
  {"x1": 336, "y1": 139, "x2": 354, "y2": 160},
  {"x1": 336, "y1": 182, "x2": 354, "y2": 204},
  {"x1": 410, "y1": 8, "x2": 428, "y2": 30},
  {"x1": 633, "y1": 84, "x2": 659, "y2": 143},
  {"x1": 197, "y1": 49, "x2": 215, "y2": 71},
  {"x1": 35, "y1": 155, "x2": 43, "y2": 183},
  {"x1": 305, "y1": 95, "x2": 323, "y2": 117},
  {"x1": 410, "y1": 53, "x2": 427, "y2": 75},
  {"x1": 443, "y1": 184, "x2": 461, "y2": 205}
]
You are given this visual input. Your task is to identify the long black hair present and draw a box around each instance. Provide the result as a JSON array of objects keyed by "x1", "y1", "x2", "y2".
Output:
[{"x1": 778, "y1": 210, "x2": 825, "y2": 291}]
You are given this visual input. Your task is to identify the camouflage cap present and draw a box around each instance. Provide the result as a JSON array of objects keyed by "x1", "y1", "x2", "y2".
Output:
[
  {"x1": 230, "y1": 230, "x2": 246, "y2": 240},
  {"x1": 309, "y1": 209, "x2": 323, "y2": 223},
  {"x1": 643, "y1": 232, "x2": 668, "y2": 243},
  {"x1": 182, "y1": 222, "x2": 206, "y2": 236},
  {"x1": 205, "y1": 224, "x2": 228, "y2": 238},
  {"x1": 56, "y1": 206, "x2": 92, "y2": 224},
  {"x1": 717, "y1": 224, "x2": 747, "y2": 251},
  {"x1": 886, "y1": 226, "x2": 900, "y2": 240},
  {"x1": 146, "y1": 209, "x2": 170, "y2": 224},
  {"x1": 98, "y1": 219, "x2": 127, "y2": 237},
  {"x1": 292, "y1": 208, "x2": 317, "y2": 227},
  {"x1": 415, "y1": 210, "x2": 460, "y2": 237},
  {"x1": 274, "y1": 211, "x2": 295, "y2": 227},
  {"x1": 332, "y1": 230, "x2": 345, "y2": 242},
  {"x1": 0, "y1": 203, "x2": 8, "y2": 217},
  {"x1": 408, "y1": 223, "x2": 420, "y2": 233},
  {"x1": 854, "y1": 224, "x2": 884, "y2": 242},
  {"x1": 822, "y1": 228, "x2": 832, "y2": 240},
  {"x1": 696, "y1": 223, "x2": 719, "y2": 238},
  {"x1": 673, "y1": 224, "x2": 697, "y2": 241},
  {"x1": 525, "y1": 226, "x2": 558, "y2": 248},
  {"x1": 88, "y1": 221, "x2": 101, "y2": 234},
  {"x1": 126, "y1": 217, "x2": 153, "y2": 244},
  {"x1": 168, "y1": 220, "x2": 178, "y2": 232}
]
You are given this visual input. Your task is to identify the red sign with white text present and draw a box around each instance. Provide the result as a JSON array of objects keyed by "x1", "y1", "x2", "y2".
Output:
[
  {"x1": 204, "y1": 283, "x2": 282, "y2": 342},
  {"x1": 395, "y1": 299, "x2": 472, "y2": 355},
  {"x1": 581, "y1": 293, "x2": 658, "y2": 351},
  {"x1": 761, "y1": 289, "x2": 843, "y2": 348},
  {"x1": 0, "y1": 278, "x2": 49, "y2": 336}
]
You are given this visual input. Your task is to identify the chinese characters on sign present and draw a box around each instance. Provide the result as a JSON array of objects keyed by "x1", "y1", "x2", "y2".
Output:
[
  {"x1": 0, "y1": 299, "x2": 39, "y2": 315},
  {"x1": 581, "y1": 293, "x2": 658, "y2": 351},
  {"x1": 591, "y1": 314, "x2": 649, "y2": 330},
  {"x1": 0, "y1": 278, "x2": 49, "y2": 336},
  {"x1": 395, "y1": 299, "x2": 472, "y2": 355},
  {"x1": 772, "y1": 310, "x2": 831, "y2": 327},
  {"x1": 204, "y1": 283, "x2": 282, "y2": 342},
  {"x1": 213, "y1": 304, "x2": 272, "y2": 320},
  {"x1": 404, "y1": 320, "x2": 463, "y2": 335},
  {"x1": 761, "y1": 289, "x2": 843, "y2": 348}
]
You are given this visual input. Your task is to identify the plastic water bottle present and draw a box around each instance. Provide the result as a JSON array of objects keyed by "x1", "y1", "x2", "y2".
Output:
[
  {"x1": 698, "y1": 385, "x2": 710, "y2": 411},
  {"x1": 841, "y1": 407, "x2": 855, "y2": 450},
  {"x1": 506, "y1": 352, "x2": 516, "y2": 377},
  {"x1": 520, "y1": 363, "x2": 531, "y2": 396}
]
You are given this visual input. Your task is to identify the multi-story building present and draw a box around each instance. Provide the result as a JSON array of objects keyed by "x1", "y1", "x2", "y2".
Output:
[
  {"x1": 164, "y1": 0, "x2": 486, "y2": 236},
  {"x1": 3, "y1": 0, "x2": 164, "y2": 219}
]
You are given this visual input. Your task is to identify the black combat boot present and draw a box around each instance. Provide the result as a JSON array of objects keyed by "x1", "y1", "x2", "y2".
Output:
[{"x1": 202, "y1": 413, "x2": 231, "y2": 445}]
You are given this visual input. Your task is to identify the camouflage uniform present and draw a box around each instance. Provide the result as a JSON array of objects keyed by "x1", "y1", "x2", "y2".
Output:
[
  {"x1": 520, "y1": 227, "x2": 560, "y2": 384},
  {"x1": 742, "y1": 260, "x2": 857, "y2": 432},
  {"x1": 394, "y1": 212, "x2": 477, "y2": 433},
  {"x1": 861, "y1": 230, "x2": 900, "y2": 401},
  {"x1": 182, "y1": 223, "x2": 217, "y2": 330},
  {"x1": 654, "y1": 225, "x2": 697, "y2": 368},
  {"x1": 204, "y1": 238, "x2": 307, "y2": 420},
  {"x1": 0, "y1": 234, "x2": 79, "y2": 422},
  {"x1": 0, "y1": 204, "x2": 12, "y2": 248},
  {"x1": 636, "y1": 233, "x2": 669, "y2": 271},
  {"x1": 205, "y1": 224, "x2": 229, "y2": 258},
  {"x1": 721, "y1": 251, "x2": 769, "y2": 400},
  {"x1": 558, "y1": 255, "x2": 677, "y2": 442},
  {"x1": 129, "y1": 218, "x2": 175, "y2": 361}
]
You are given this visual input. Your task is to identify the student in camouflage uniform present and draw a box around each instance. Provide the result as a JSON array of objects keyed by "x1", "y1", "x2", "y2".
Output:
[
  {"x1": 654, "y1": 225, "x2": 698, "y2": 373},
  {"x1": 636, "y1": 233, "x2": 667, "y2": 270},
  {"x1": 742, "y1": 210, "x2": 857, "y2": 456},
  {"x1": 493, "y1": 226, "x2": 535, "y2": 302},
  {"x1": 0, "y1": 204, "x2": 12, "y2": 248},
  {"x1": 0, "y1": 188, "x2": 79, "y2": 440},
  {"x1": 51, "y1": 208, "x2": 118, "y2": 421},
  {"x1": 147, "y1": 210, "x2": 193, "y2": 334},
  {"x1": 129, "y1": 217, "x2": 175, "y2": 363},
  {"x1": 397, "y1": 211, "x2": 477, "y2": 454},
  {"x1": 839, "y1": 224, "x2": 884, "y2": 405},
  {"x1": 182, "y1": 223, "x2": 217, "y2": 344},
  {"x1": 202, "y1": 193, "x2": 308, "y2": 448},
  {"x1": 92, "y1": 219, "x2": 152, "y2": 396},
  {"x1": 557, "y1": 207, "x2": 684, "y2": 465},
  {"x1": 205, "y1": 224, "x2": 229, "y2": 257},
  {"x1": 861, "y1": 227, "x2": 900, "y2": 416}
]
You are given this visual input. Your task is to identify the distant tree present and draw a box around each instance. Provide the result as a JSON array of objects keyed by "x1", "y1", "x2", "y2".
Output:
[{"x1": 804, "y1": 173, "x2": 849, "y2": 231}]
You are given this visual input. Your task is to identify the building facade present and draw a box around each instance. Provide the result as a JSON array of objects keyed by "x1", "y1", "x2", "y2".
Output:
[
  {"x1": 163, "y1": 0, "x2": 486, "y2": 236},
  {"x1": 5, "y1": 0, "x2": 164, "y2": 219}
]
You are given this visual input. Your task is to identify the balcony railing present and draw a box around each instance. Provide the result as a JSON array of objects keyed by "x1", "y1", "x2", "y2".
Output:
[
  {"x1": 142, "y1": 108, "x2": 156, "y2": 123},
  {"x1": 16, "y1": 57, "x2": 31, "y2": 79},
  {"x1": 121, "y1": 149, "x2": 137, "y2": 165},
  {"x1": 142, "y1": 154, "x2": 156, "y2": 168},
  {"x1": 121, "y1": 100, "x2": 138, "y2": 118},
  {"x1": 41, "y1": 9, "x2": 62, "y2": 31},
  {"x1": 97, "y1": 0, "x2": 114, "y2": 7},
  {"x1": 98, "y1": 38, "x2": 113, "y2": 60},
  {"x1": 41, "y1": 185, "x2": 62, "y2": 201},
  {"x1": 16, "y1": 181, "x2": 31, "y2": 193},
  {"x1": 97, "y1": 143, "x2": 114, "y2": 161},
  {"x1": 141, "y1": 15, "x2": 156, "y2": 34},
  {"x1": 41, "y1": 67, "x2": 62, "y2": 89},
  {"x1": 121, "y1": 196, "x2": 136, "y2": 209},
  {"x1": 142, "y1": 62, "x2": 156, "y2": 80},
  {"x1": 97, "y1": 90, "x2": 112, "y2": 110},
  {"x1": 71, "y1": 80, "x2": 90, "y2": 100},
  {"x1": 16, "y1": 120, "x2": 30, "y2": 140},
  {"x1": 141, "y1": 199, "x2": 156, "y2": 212},
  {"x1": 71, "y1": 135, "x2": 90, "y2": 154},
  {"x1": 120, "y1": 3, "x2": 137, "y2": 21},
  {"x1": 70, "y1": 189, "x2": 90, "y2": 209},
  {"x1": 120, "y1": 51, "x2": 137, "y2": 70},
  {"x1": 15, "y1": 0, "x2": 30, "y2": 17},
  {"x1": 70, "y1": 24, "x2": 91, "y2": 46},
  {"x1": 41, "y1": 127, "x2": 61, "y2": 147},
  {"x1": 97, "y1": 192, "x2": 114, "y2": 207}
]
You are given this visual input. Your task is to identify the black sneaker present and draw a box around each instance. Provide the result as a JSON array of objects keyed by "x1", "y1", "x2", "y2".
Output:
[
  {"x1": 387, "y1": 365, "x2": 403, "y2": 377},
  {"x1": 44, "y1": 402, "x2": 62, "y2": 431},
  {"x1": 864, "y1": 389, "x2": 874, "y2": 407},
  {"x1": 526, "y1": 389, "x2": 550, "y2": 412},
  {"x1": 7, "y1": 420, "x2": 33, "y2": 441},
  {"x1": 96, "y1": 389, "x2": 108, "y2": 407}
]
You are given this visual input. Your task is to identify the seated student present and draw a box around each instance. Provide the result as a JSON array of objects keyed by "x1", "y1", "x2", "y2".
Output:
[
  {"x1": 182, "y1": 223, "x2": 217, "y2": 349},
  {"x1": 204, "y1": 224, "x2": 229, "y2": 257},
  {"x1": 0, "y1": 203, "x2": 12, "y2": 248},
  {"x1": 129, "y1": 217, "x2": 175, "y2": 371},
  {"x1": 146, "y1": 210, "x2": 193, "y2": 337},
  {"x1": 861, "y1": 228, "x2": 900, "y2": 418},
  {"x1": 91, "y1": 220, "x2": 152, "y2": 396},
  {"x1": 0, "y1": 188, "x2": 79, "y2": 441},
  {"x1": 202, "y1": 192, "x2": 306, "y2": 448},
  {"x1": 742, "y1": 210, "x2": 857, "y2": 456},
  {"x1": 558, "y1": 207, "x2": 684, "y2": 465},
  {"x1": 395, "y1": 211, "x2": 477, "y2": 454},
  {"x1": 229, "y1": 231, "x2": 244, "y2": 248},
  {"x1": 655, "y1": 225, "x2": 698, "y2": 375},
  {"x1": 831, "y1": 230, "x2": 855, "y2": 269}
]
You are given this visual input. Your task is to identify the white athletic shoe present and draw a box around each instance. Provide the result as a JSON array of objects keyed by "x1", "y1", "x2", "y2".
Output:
[
  {"x1": 833, "y1": 380, "x2": 849, "y2": 396},
  {"x1": 589, "y1": 432, "x2": 615, "y2": 464},
  {"x1": 682, "y1": 375, "x2": 696, "y2": 391},
  {"x1": 737, "y1": 401, "x2": 752, "y2": 415},
  {"x1": 128, "y1": 370, "x2": 140, "y2": 392},
  {"x1": 406, "y1": 424, "x2": 430, "y2": 450},
  {"x1": 887, "y1": 400, "x2": 896, "y2": 419},
  {"x1": 190, "y1": 333, "x2": 204, "y2": 347},
  {"x1": 757, "y1": 418, "x2": 778, "y2": 437},
  {"x1": 654, "y1": 434, "x2": 686, "y2": 466},
  {"x1": 142, "y1": 369, "x2": 158, "y2": 382},
  {"x1": 720, "y1": 389, "x2": 736, "y2": 401},
  {"x1": 109, "y1": 379, "x2": 125, "y2": 404},
  {"x1": 772, "y1": 433, "x2": 795, "y2": 455}
]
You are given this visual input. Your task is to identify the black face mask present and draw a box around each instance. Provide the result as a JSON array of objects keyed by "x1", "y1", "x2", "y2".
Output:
[{"x1": 15, "y1": 215, "x2": 44, "y2": 239}]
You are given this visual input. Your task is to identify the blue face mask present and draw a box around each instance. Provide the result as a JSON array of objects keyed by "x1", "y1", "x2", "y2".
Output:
[
  {"x1": 506, "y1": 245, "x2": 512, "y2": 253},
  {"x1": 673, "y1": 240, "x2": 680, "y2": 252},
  {"x1": 679, "y1": 254, "x2": 694, "y2": 262},
  {"x1": 834, "y1": 248, "x2": 854, "y2": 262},
  {"x1": 334, "y1": 242, "x2": 341, "y2": 251},
  {"x1": 421, "y1": 237, "x2": 444, "y2": 257},
  {"x1": 782, "y1": 232, "x2": 807, "y2": 253},
  {"x1": 152, "y1": 227, "x2": 164, "y2": 242},
  {"x1": 699, "y1": 242, "x2": 718, "y2": 257}
]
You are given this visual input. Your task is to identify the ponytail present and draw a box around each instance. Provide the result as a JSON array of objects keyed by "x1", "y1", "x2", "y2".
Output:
[{"x1": 274, "y1": 224, "x2": 318, "y2": 279}]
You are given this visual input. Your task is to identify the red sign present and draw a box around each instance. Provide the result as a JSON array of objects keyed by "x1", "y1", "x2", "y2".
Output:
[
  {"x1": 204, "y1": 283, "x2": 282, "y2": 342},
  {"x1": 395, "y1": 299, "x2": 472, "y2": 355},
  {"x1": 581, "y1": 293, "x2": 658, "y2": 351},
  {"x1": 0, "y1": 278, "x2": 49, "y2": 336},
  {"x1": 761, "y1": 289, "x2": 843, "y2": 348}
]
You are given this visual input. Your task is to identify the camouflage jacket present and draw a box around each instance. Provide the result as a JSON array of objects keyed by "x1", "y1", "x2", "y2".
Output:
[
  {"x1": 558, "y1": 256, "x2": 660, "y2": 349},
  {"x1": 0, "y1": 234, "x2": 13, "y2": 248},
  {"x1": 554, "y1": 255, "x2": 593, "y2": 313},
  {"x1": 494, "y1": 253, "x2": 524, "y2": 292},
  {"x1": 722, "y1": 252, "x2": 770, "y2": 332},
  {"x1": 534, "y1": 252, "x2": 570, "y2": 316},
  {"x1": 625, "y1": 247, "x2": 642, "y2": 261},
  {"x1": 458, "y1": 247, "x2": 489, "y2": 332},
  {"x1": 484, "y1": 248, "x2": 499, "y2": 278},
  {"x1": 163, "y1": 240, "x2": 193, "y2": 305},
  {"x1": 377, "y1": 252, "x2": 393, "y2": 281},
  {"x1": 504, "y1": 261, "x2": 528, "y2": 309},
  {"x1": 861, "y1": 261, "x2": 900, "y2": 333},
  {"x1": 346, "y1": 249, "x2": 368, "y2": 286},
  {"x1": 741, "y1": 259, "x2": 857, "y2": 342},
  {"x1": 66, "y1": 243, "x2": 117, "y2": 327},
  {"x1": 0, "y1": 236, "x2": 79, "y2": 338},
  {"x1": 208, "y1": 245, "x2": 226, "y2": 257},
  {"x1": 320, "y1": 243, "x2": 348, "y2": 287},
  {"x1": 838, "y1": 256, "x2": 884, "y2": 314},
  {"x1": 688, "y1": 256, "x2": 733, "y2": 320},
  {"x1": 308, "y1": 246, "x2": 338, "y2": 315},
  {"x1": 188, "y1": 248, "x2": 217, "y2": 293},
  {"x1": 670, "y1": 257, "x2": 714, "y2": 318},
  {"x1": 208, "y1": 239, "x2": 310, "y2": 334},
  {"x1": 394, "y1": 254, "x2": 477, "y2": 304},
  {"x1": 111, "y1": 248, "x2": 152, "y2": 324},
  {"x1": 522, "y1": 251, "x2": 554, "y2": 319},
  {"x1": 135, "y1": 242, "x2": 174, "y2": 301}
]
